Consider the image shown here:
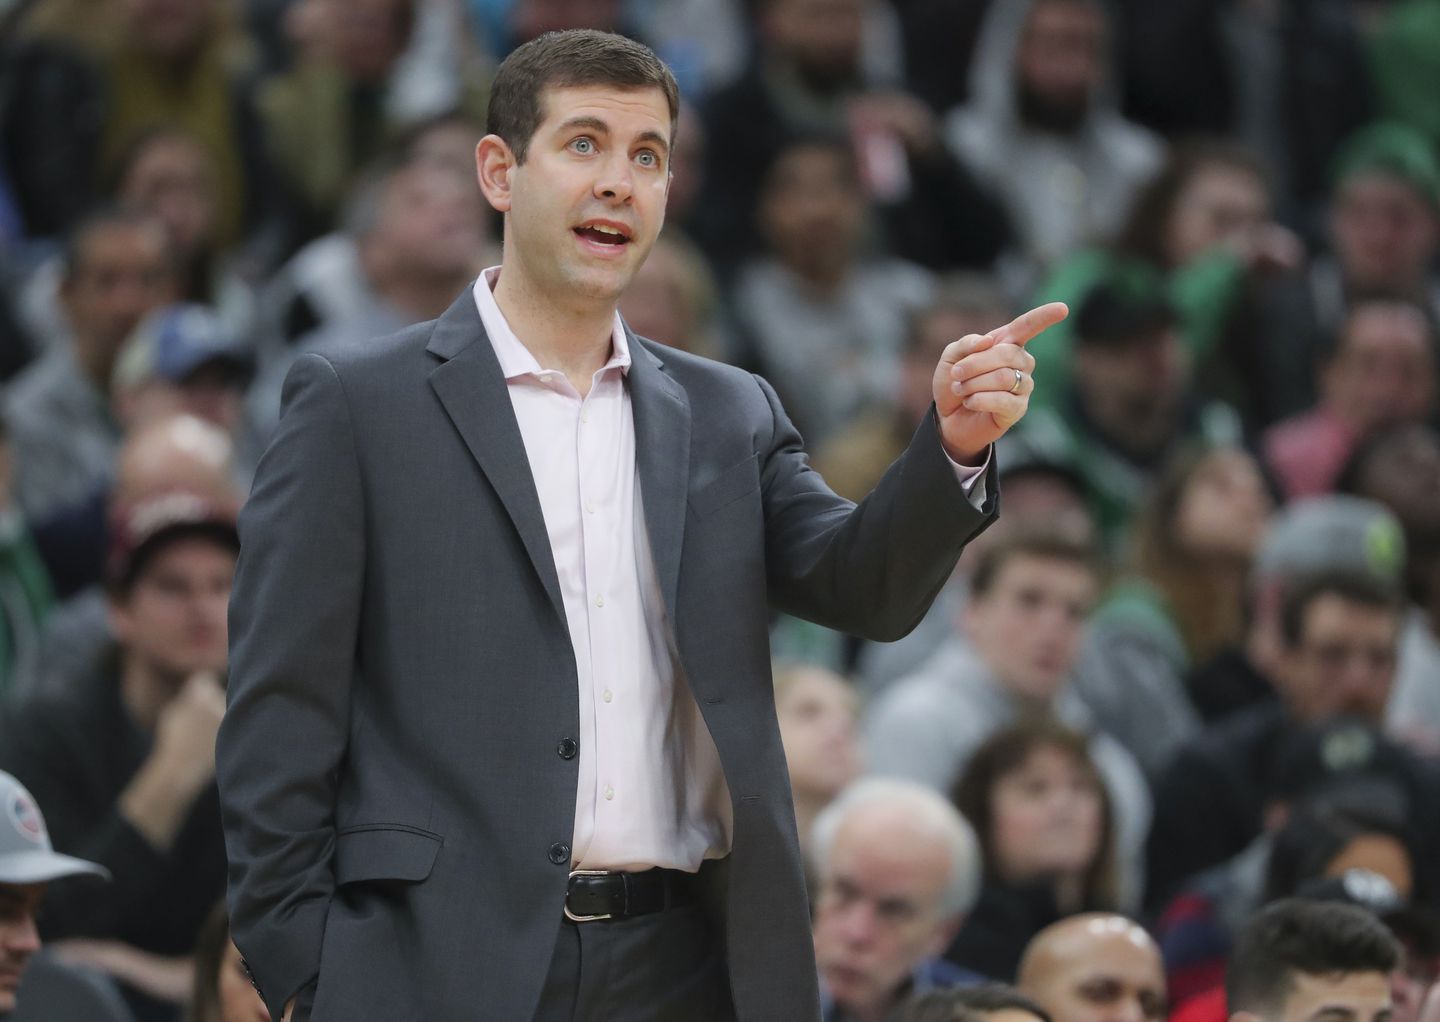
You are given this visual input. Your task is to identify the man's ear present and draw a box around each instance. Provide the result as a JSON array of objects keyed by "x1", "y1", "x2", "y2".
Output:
[{"x1": 476, "y1": 134, "x2": 516, "y2": 214}]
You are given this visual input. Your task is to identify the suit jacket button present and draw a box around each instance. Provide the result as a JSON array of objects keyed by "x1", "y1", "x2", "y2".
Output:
[
  {"x1": 556, "y1": 738, "x2": 578, "y2": 760},
  {"x1": 548, "y1": 842, "x2": 570, "y2": 865}
]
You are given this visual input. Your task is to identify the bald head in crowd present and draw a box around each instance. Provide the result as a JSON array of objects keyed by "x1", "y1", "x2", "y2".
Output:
[
  {"x1": 1017, "y1": 915, "x2": 1166, "y2": 1022},
  {"x1": 113, "y1": 413, "x2": 239, "y2": 512}
]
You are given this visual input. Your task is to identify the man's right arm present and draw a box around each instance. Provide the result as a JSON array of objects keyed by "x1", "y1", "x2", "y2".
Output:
[{"x1": 216, "y1": 353, "x2": 366, "y2": 1022}]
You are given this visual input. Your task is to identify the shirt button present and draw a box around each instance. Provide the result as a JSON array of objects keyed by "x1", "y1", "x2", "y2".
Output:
[
  {"x1": 548, "y1": 842, "x2": 571, "y2": 865},
  {"x1": 602, "y1": 690, "x2": 613, "y2": 704},
  {"x1": 604, "y1": 785, "x2": 614, "y2": 801},
  {"x1": 594, "y1": 595, "x2": 604, "y2": 608},
  {"x1": 556, "y1": 738, "x2": 578, "y2": 760},
  {"x1": 585, "y1": 502, "x2": 596, "y2": 514},
  {"x1": 580, "y1": 411, "x2": 589, "y2": 424}
]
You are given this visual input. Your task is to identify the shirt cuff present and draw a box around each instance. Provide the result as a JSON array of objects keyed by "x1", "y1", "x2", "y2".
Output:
[{"x1": 944, "y1": 446, "x2": 991, "y2": 510}]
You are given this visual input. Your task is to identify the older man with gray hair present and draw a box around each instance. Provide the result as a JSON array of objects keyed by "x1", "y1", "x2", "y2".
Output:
[{"x1": 811, "y1": 777, "x2": 985, "y2": 1022}]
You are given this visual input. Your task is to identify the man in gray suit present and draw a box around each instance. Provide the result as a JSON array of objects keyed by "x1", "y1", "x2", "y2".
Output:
[{"x1": 217, "y1": 28, "x2": 1061, "y2": 1022}]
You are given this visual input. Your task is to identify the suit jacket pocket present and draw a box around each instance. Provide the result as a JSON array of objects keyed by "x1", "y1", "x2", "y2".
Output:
[
  {"x1": 688, "y1": 453, "x2": 759, "y2": 518},
  {"x1": 333, "y1": 825, "x2": 443, "y2": 885}
]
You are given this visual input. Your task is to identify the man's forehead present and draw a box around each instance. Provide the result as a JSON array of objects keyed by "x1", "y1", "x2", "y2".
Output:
[{"x1": 537, "y1": 84, "x2": 673, "y2": 134}]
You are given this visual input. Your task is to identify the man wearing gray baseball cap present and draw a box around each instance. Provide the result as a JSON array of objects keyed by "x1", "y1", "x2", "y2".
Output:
[{"x1": 0, "y1": 768, "x2": 107, "y2": 1015}]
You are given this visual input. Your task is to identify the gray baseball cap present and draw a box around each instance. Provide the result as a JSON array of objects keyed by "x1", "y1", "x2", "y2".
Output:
[
  {"x1": 0, "y1": 771, "x2": 108, "y2": 885},
  {"x1": 1252, "y1": 495, "x2": 1406, "y2": 584}
]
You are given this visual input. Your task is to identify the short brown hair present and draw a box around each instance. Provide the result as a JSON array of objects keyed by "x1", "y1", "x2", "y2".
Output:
[
  {"x1": 486, "y1": 29, "x2": 680, "y2": 164},
  {"x1": 968, "y1": 530, "x2": 1100, "y2": 599}
]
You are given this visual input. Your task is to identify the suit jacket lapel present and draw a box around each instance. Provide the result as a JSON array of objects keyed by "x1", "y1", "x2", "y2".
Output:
[
  {"x1": 626, "y1": 330, "x2": 691, "y2": 624},
  {"x1": 425, "y1": 291, "x2": 566, "y2": 624}
]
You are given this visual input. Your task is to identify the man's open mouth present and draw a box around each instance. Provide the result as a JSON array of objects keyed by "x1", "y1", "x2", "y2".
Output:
[{"x1": 574, "y1": 223, "x2": 631, "y2": 246}]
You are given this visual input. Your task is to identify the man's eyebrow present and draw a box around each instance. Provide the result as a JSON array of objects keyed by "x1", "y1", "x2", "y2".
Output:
[{"x1": 1308, "y1": 1008, "x2": 1360, "y2": 1022}]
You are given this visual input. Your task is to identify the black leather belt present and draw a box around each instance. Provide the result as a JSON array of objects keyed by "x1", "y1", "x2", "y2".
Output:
[{"x1": 564, "y1": 867, "x2": 700, "y2": 923}]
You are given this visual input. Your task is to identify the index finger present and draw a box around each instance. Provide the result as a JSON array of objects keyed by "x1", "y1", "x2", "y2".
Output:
[{"x1": 989, "y1": 302, "x2": 1069, "y2": 348}]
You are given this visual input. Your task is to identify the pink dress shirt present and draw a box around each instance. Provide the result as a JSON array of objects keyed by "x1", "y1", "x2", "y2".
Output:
[{"x1": 473, "y1": 267, "x2": 985, "y2": 872}]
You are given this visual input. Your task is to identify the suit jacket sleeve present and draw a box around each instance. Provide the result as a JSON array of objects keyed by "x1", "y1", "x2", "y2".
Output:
[
  {"x1": 216, "y1": 353, "x2": 365, "y2": 1020},
  {"x1": 754, "y1": 375, "x2": 996, "y2": 641}
]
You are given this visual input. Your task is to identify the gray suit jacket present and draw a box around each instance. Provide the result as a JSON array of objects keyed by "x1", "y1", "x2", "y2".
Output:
[{"x1": 216, "y1": 290, "x2": 996, "y2": 1021}]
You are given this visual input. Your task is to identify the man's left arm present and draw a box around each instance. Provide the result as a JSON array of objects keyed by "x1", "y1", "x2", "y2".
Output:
[{"x1": 760, "y1": 304, "x2": 1065, "y2": 640}]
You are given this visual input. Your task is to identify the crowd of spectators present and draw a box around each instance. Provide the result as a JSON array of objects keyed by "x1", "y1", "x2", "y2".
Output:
[{"x1": 1, "y1": 0, "x2": 1439, "y2": 1019}]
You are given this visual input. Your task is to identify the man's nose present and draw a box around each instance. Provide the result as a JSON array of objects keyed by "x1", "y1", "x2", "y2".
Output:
[
  {"x1": 594, "y1": 154, "x2": 634, "y2": 202},
  {"x1": 837, "y1": 903, "x2": 877, "y2": 946},
  {"x1": 2, "y1": 914, "x2": 41, "y2": 955}
]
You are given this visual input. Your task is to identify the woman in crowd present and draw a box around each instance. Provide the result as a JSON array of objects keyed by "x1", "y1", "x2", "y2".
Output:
[
  {"x1": 1071, "y1": 444, "x2": 1274, "y2": 782},
  {"x1": 944, "y1": 721, "x2": 1118, "y2": 980}
]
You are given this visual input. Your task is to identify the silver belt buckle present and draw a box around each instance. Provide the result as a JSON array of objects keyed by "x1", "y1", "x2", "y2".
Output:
[{"x1": 564, "y1": 869, "x2": 615, "y2": 922}]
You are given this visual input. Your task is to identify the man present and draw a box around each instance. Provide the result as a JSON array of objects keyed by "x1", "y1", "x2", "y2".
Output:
[
  {"x1": 1017, "y1": 915, "x2": 1167, "y2": 1022},
  {"x1": 1145, "y1": 570, "x2": 1440, "y2": 911},
  {"x1": 810, "y1": 778, "x2": 984, "y2": 1022},
  {"x1": 217, "y1": 28, "x2": 1061, "y2": 1022},
  {"x1": 697, "y1": 0, "x2": 1010, "y2": 274},
  {"x1": 942, "y1": 0, "x2": 1163, "y2": 277},
  {"x1": 0, "y1": 493, "x2": 237, "y2": 1020},
  {"x1": 1006, "y1": 262, "x2": 1242, "y2": 549},
  {"x1": 0, "y1": 770, "x2": 110, "y2": 1017},
  {"x1": 248, "y1": 151, "x2": 495, "y2": 435},
  {"x1": 1226, "y1": 899, "x2": 1399, "y2": 1022},
  {"x1": 864, "y1": 532, "x2": 1151, "y2": 902},
  {"x1": 5, "y1": 211, "x2": 176, "y2": 521},
  {"x1": 1254, "y1": 123, "x2": 1440, "y2": 425}
]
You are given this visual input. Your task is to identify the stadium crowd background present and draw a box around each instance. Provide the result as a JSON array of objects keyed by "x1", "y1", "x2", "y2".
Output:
[{"x1": 1, "y1": 0, "x2": 1440, "y2": 1019}]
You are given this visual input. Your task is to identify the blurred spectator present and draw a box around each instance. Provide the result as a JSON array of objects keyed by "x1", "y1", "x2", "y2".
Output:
[
  {"x1": 185, "y1": 902, "x2": 267, "y2": 1022},
  {"x1": 1145, "y1": 570, "x2": 1424, "y2": 912},
  {"x1": 732, "y1": 135, "x2": 934, "y2": 446},
  {"x1": 1156, "y1": 722, "x2": 1424, "y2": 1008},
  {"x1": 1369, "y1": 1, "x2": 1440, "y2": 152},
  {"x1": 260, "y1": 0, "x2": 488, "y2": 243},
  {"x1": 0, "y1": 415, "x2": 55, "y2": 702},
  {"x1": 945, "y1": 722, "x2": 1118, "y2": 982},
  {"x1": 774, "y1": 664, "x2": 863, "y2": 860},
  {"x1": 1016, "y1": 914, "x2": 1166, "y2": 1022},
  {"x1": 25, "y1": 304, "x2": 250, "y2": 605},
  {"x1": 942, "y1": 0, "x2": 1163, "y2": 282},
  {"x1": 26, "y1": 413, "x2": 239, "y2": 700},
  {"x1": 864, "y1": 532, "x2": 1150, "y2": 909},
  {"x1": 1263, "y1": 301, "x2": 1435, "y2": 500},
  {"x1": 814, "y1": 277, "x2": 1012, "y2": 504},
  {"x1": 1186, "y1": 496, "x2": 1407, "y2": 728},
  {"x1": 891, "y1": 983, "x2": 1053, "y2": 1022},
  {"x1": 1225, "y1": 900, "x2": 1399, "y2": 1022},
  {"x1": 1339, "y1": 425, "x2": 1440, "y2": 755},
  {"x1": 618, "y1": 232, "x2": 728, "y2": 360},
  {"x1": 5, "y1": 210, "x2": 175, "y2": 521},
  {"x1": 697, "y1": 0, "x2": 1010, "y2": 275},
  {"x1": 1028, "y1": 139, "x2": 1300, "y2": 422},
  {"x1": 1116, "y1": 0, "x2": 1374, "y2": 231},
  {"x1": 1254, "y1": 123, "x2": 1440, "y2": 426},
  {"x1": 0, "y1": 0, "x2": 273, "y2": 248},
  {"x1": 0, "y1": 769, "x2": 117, "y2": 1021},
  {"x1": 110, "y1": 127, "x2": 258, "y2": 341},
  {"x1": 1007, "y1": 263, "x2": 1243, "y2": 550},
  {"x1": 850, "y1": 447, "x2": 1097, "y2": 702},
  {"x1": 249, "y1": 152, "x2": 493, "y2": 436},
  {"x1": 810, "y1": 778, "x2": 985, "y2": 1022},
  {"x1": 1072, "y1": 446, "x2": 1273, "y2": 782},
  {"x1": 0, "y1": 492, "x2": 236, "y2": 1022}
]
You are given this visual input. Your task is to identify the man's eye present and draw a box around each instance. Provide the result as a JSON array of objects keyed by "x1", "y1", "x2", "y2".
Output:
[
  {"x1": 571, "y1": 138, "x2": 594, "y2": 154},
  {"x1": 637, "y1": 151, "x2": 657, "y2": 168}
]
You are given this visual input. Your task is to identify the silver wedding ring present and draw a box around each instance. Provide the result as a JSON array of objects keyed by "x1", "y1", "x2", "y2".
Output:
[{"x1": 1009, "y1": 368, "x2": 1023, "y2": 395}]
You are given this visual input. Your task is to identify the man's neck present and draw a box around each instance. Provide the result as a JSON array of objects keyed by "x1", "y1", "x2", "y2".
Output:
[{"x1": 491, "y1": 263, "x2": 615, "y2": 394}]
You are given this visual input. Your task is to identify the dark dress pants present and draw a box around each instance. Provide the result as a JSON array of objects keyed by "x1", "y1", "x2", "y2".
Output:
[{"x1": 532, "y1": 901, "x2": 736, "y2": 1022}]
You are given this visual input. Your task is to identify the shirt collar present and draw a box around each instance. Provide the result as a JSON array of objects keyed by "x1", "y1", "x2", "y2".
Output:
[{"x1": 471, "y1": 266, "x2": 630, "y2": 381}]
